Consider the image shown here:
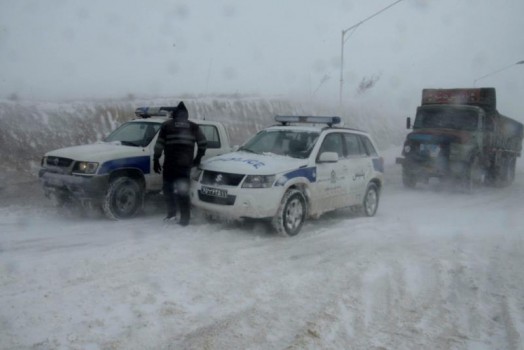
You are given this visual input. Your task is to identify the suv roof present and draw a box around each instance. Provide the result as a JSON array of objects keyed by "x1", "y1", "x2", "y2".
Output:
[{"x1": 270, "y1": 115, "x2": 365, "y2": 134}]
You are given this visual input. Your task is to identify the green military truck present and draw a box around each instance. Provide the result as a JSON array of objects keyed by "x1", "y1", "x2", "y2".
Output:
[{"x1": 396, "y1": 88, "x2": 523, "y2": 188}]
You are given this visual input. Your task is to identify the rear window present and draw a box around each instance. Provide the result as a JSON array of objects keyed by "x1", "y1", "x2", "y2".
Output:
[
  {"x1": 200, "y1": 125, "x2": 221, "y2": 149},
  {"x1": 360, "y1": 135, "x2": 378, "y2": 156}
]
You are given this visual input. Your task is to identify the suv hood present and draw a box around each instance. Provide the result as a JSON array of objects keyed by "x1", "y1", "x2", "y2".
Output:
[
  {"x1": 45, "y1": 142, "x2": 147, "y2": 163},
  {"x1": 202, "y1": 151, "x2": 308, "y2": 175}
]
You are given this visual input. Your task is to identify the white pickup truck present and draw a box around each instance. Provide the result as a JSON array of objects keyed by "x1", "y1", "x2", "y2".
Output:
[{"x1": 39, "y1": 107, "x2": 233, "y2": 219}]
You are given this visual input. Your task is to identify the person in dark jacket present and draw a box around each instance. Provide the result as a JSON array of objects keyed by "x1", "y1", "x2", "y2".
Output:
[{"x1": 153, "y1": 101, "x2": 207, "y2": 226}]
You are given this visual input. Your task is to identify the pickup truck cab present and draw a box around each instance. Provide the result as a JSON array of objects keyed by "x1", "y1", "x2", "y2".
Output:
[
  {"x1": 39, "y1": 106, "x2": 232, "y2": 219},
  {"x1": 191, "y1": 116, "x2": 384, "y2": 236}
]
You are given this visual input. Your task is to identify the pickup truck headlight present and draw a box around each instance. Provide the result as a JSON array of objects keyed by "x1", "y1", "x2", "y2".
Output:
[
  {"x1": 242, "y1": 175, "x2": 275, "y2": 188},
  {"x1": 73, "y1": 161, "x2": 99, "y2": 174}
]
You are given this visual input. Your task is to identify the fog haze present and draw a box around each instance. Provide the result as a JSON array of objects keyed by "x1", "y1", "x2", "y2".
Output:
[{"x1": 1, "y1": 0, "x2": 523, "y2": 118}]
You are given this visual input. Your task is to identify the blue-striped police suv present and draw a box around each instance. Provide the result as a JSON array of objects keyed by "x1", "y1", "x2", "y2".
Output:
[
  {"x1": 39, "y1": 106, "x2": 232, "y2": 219},
  {"x1": 191, "y1": 116, "x2": 384, "y2": 236}
]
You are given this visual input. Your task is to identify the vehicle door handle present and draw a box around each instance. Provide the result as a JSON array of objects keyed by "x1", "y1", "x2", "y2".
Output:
[{"x1": 353, "y1": 171, "x2": 365, "y2": 180}]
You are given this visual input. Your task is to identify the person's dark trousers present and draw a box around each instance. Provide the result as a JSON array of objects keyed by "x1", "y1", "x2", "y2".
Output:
[
  {"x1": 163, "y1": 167, "x2": 191, "y2": 225},
  {"x1": 162, "y1": 175, "x2": 177, "y2": 219}
]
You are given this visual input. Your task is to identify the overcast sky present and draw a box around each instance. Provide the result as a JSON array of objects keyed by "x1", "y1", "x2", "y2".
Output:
[{"x1": 1, "y1": 0, "x2": 523, "y2": 118}]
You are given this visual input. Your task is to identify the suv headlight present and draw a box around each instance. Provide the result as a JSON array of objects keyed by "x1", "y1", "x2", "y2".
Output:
[
  {"x1": 242, "y1": 175, "x2": 275, "y2": 188},
  {"x1": 73, "y1": 161, "x2": 99, "y2": 174}
]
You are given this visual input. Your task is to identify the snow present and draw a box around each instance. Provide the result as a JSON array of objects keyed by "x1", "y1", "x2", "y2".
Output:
[{"x1": 1, "y1": 149, "x2": 524, "y2": 349}]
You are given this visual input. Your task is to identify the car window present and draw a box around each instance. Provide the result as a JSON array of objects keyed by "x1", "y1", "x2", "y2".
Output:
[
  {"x1": 105, "y1": 122, "x2": 161, "y2": 147},
  {"x1": 343, "y1": 133, "x2": 366, "y2": 157},
  {"x1": 360, "y1": 135, "x2": 378, "y2": 156},
  {"x1": 319, "y1": 133, "x2": 344, "y2": 158},
  {"x1": 241, "y1": 130, "x2": 319, "y2": 158},
  {"x1": 200, "y1": 124, "x2": 221, "y2": 149}
]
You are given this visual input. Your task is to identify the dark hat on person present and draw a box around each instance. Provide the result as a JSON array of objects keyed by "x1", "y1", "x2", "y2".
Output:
[
  {"x1": 173, "y1": 101, "x2": 189, "y2": 120},
  {"x1": 177, "y1": 101, "x2": 187, "y2": 112}
]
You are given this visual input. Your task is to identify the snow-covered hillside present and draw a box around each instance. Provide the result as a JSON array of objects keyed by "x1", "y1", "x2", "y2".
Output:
[{"x1": 0, "y1": 96, "x2": 404, "y2": 180}]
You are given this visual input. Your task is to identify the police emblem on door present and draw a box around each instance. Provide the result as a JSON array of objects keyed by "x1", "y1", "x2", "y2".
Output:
[{"x1": 330, "y1": 170, "x2": 336, "y2": 184}]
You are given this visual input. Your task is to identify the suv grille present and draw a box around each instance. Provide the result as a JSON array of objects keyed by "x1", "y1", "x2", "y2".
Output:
[
  {"x1": 46, "y1": 156, "x2": 73, "y2": 168},
  {"x1": 201, "y1": 170, "x2": 245, "y2": 186}
]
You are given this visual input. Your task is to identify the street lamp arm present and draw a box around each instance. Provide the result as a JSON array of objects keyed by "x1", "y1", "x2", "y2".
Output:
[
  {"x1": 474, "y1": 60, "x2": 524, "y2": 86},
  {"x1": 343, "y1": 0, "x2": 404, "y2": 34},
  {"x1": 339, "y1": 0, "x2": 404, "y2": 107}
]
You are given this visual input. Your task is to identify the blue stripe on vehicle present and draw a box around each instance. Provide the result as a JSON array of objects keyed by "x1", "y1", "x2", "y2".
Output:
[
  {"x1": 372, "y1": 158, "x2": 384, "y2": 173},
  {"x1": 98, "y1": 156, "x2": 151, "y2": 175},
  {"x1": 275, "y1": 167, "x2": 316, "y2": 186}
]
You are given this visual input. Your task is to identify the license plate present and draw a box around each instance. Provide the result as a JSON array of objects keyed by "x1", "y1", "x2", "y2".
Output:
[{"x1": 201, "y1": 186, "x2": 228, "y2": 198}]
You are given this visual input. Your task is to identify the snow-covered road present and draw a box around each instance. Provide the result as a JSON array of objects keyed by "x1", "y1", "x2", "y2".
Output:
[{"x1": 1, "y1": 150, "x2": 524, "y2": 350}]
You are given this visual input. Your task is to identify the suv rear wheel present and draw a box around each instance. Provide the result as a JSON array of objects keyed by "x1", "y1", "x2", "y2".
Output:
[
  {"x1": 272, "y1": 189, "x2": 306, "y2": 237},
  {"x1": 102, "y1": 177, "x2": 143, "y2": 219},
  {"x1": 362, "y1": 183, "x2": 379, "y2": 217}
]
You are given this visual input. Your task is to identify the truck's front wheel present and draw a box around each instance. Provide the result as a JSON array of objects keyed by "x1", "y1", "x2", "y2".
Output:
[
  {"x1": 402, "y1": 169, "x2": 417, "y2": 188},
  {"x1": 102, "y1": 177, "x2": 144, "y2": 220},
  {"x1": 465, "y1": 155, "x2": 485, "y2": 190}
]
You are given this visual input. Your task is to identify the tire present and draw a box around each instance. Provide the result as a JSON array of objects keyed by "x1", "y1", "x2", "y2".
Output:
[
  {"x1": 464, "y1": 155, "x2": 485, "y2": 191},
  {"x1": 362, "y1": 183, "x2": 379, "y2": 217},
  {"x1": 102, "y1": 177, "x2": 144, "y2": 220},
  {"x1": 402, "y1": 169, "x2": 416, "y2": 188},
  {"x1": 508, "y1": 157, "x2": 516, "y2": 184},
  {"x1": 272, "y1": 189, "x2": 307, "y2": 237}
]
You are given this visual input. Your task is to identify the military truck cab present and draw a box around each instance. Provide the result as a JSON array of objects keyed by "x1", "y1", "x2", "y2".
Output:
[{"x1": 397, "y1": 88, "x2": 523, "y2": 189}]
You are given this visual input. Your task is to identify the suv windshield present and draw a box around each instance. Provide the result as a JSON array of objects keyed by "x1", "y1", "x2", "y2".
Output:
[
  {"x1": 104, "y1": 122, "x2": 161, "y2": 147},
  {"x1": 414, "y1": 107, "x2": 479, "y2": 131},
  {"x1": 240, "y1": 130, "x2": 319, "y2": 159}
]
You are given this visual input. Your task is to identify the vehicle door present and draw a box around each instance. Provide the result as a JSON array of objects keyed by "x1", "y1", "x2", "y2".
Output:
[
  {"x1": 313, "y1": 132, "x2": 348, "y2": 212},
  {"x1": 197, "y1": 124, "x2": 224, "y2": 159},
  {"x1": 143, "y1": 123, "x2": 162, "y2": 191},
  {"x1": 342, "y1": 132, "x2": 370, "y2": 205}
]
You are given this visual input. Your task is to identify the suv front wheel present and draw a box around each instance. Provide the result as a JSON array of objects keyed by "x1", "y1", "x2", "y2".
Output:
[
  {"x1": 102, "y1": 176, "x2": 144, "y2": 220},
  {"x1": 272, "y1": 189, "x2": 307, "y2": 237}
]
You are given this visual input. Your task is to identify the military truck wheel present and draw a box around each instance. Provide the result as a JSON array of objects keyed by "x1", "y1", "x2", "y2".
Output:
[
  {"x1": 496, "y1": 157, "x2": 516, "y2": 187},
  {"x1": 465, "y1": 155, "x2": 485, "y2": 191},
  {"x1": 362, "y1": 183, "x2": 379, "y2": 217},
  {"x1": 402, "y1": 170, "x2": 417, "y2": 188},
  {"x1": 102, "y1": 177, "x2": 144, "y2": 220},
  {"x1": 508, "y1": 157, "x2": 516, "y2": 184},
  {"x1": 272, "y1": 189, "x2": 306, "y2": 237}
]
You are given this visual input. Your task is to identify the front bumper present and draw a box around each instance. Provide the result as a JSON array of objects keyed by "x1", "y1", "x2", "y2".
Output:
[
  {"x1": 190, "y1": 181, "x2": 285, "y2": 219},
  {"x1": 398, "y1": 156, "x2": 467, "y2": 178},
  {"x1": 39, "y1": 169, "x2": 110, "y2": 201}
]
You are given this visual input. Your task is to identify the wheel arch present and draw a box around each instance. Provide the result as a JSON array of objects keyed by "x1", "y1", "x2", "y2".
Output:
[
  {"x1": 368, "y1": 177, "x2": 382, "y2": 192},
  {"x1": 108, "y1": 168, "x2": 145, "y2": 188},
  {"x1": 283, "y1": 181, "x2": 311, "y2": 215}
]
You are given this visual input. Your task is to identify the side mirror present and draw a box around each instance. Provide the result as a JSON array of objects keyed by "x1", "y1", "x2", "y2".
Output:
[
  {"x1": 318, "y1": 151, "x2": 339, "y2": 163},
  {"x1": 406, "y1": 117, "x2": 411, "y2": 129}
]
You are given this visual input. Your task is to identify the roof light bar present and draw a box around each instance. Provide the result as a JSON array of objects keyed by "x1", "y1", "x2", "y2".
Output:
[
  {"x1": 275, "y1": 115, "x2": 341, "y2": 127},
  {"x1": 135, "y1": 106, "x2": 177, "y2": 118}
]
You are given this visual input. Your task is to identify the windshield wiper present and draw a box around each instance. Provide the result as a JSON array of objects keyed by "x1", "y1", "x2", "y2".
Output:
[
  {"x1": 120, "y1": 141, "x2": 141, "y2": 147},
  {"x1": 239, "y1": 147, "x2": 258, "y2": 154}
]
